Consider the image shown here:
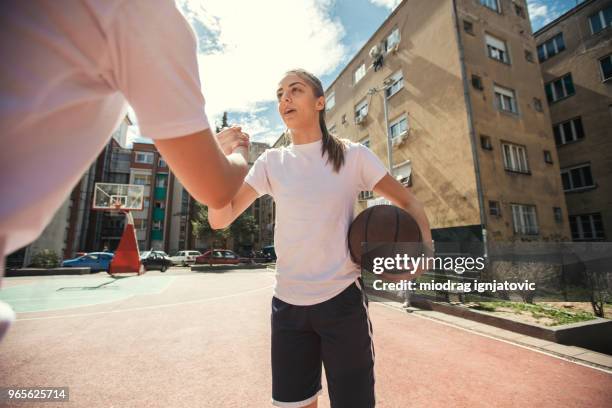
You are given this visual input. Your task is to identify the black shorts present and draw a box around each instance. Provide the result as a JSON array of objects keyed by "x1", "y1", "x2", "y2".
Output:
[{"x1": 271, "y1": 277, "x2": 375, "y2": 407}]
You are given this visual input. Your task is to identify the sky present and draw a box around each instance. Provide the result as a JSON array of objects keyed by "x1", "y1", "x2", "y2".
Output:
[{"x1": 127, "y1": 0, "x2": 587, "y2": 147}]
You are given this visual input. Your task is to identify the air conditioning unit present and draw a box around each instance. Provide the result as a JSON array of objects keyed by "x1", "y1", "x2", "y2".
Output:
[
  {"x1": 369, "y1": 44, "x2": 382, "y2": 59},
  {"x1": 396, "y1": 175, "x2": 411, "y2": 185},
  {"x1": 391, "y1": 131, "x2": 409, "y2": 147}
]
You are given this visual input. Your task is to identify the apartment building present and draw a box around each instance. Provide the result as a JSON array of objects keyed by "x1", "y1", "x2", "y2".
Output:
[
  {"x1": 6, "y1": 116, "x2": 132, "y2": 267},
  {"x1": 534, "y1": 0, "x2": 612, "y2": 242},
  {"x1": 324, "y1": 0, "x2": 570, "y2": 243}
]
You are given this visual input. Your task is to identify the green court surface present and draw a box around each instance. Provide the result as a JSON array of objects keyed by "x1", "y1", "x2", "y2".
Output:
[{"x1": 0, "y1": 275, "x2": 175, "y2": 313}]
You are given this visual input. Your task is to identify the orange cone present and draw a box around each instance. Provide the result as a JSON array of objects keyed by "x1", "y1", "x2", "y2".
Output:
[{"x1": 109, "y1": 212, "x2": 142, "y2": 275}]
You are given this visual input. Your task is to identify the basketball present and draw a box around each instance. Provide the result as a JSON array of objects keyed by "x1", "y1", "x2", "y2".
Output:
[{"x1": 348, "y1": 205, "x2": 423, "y2": 275}]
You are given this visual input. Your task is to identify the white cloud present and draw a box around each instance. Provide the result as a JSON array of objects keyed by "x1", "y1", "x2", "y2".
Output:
[
  {"x1": 177, "y1": 0, "x2": 347, "y2": 132},
  {"x1": 369, "y1": 0, "x2": 401, "y2": 10},
  {"x1": 528, "y1": 2, "x2": 548, "y2": 20}
]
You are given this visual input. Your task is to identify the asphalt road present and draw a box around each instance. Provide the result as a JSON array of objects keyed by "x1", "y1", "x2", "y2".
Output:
[{"x1": 0, "y1": 268, "x2": 610, "y2": 407}]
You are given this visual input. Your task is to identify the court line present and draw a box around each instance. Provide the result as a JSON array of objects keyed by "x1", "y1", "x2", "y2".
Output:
[
  {"x1": 15, "y1": 285, "x2": 274, "y2": 322},
  {"x1": 370, "y1": 300, "x2": 612, "y2": 375}
]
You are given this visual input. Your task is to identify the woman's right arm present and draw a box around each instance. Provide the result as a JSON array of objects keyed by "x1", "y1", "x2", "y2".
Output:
[{"x1": 208, "y1": 182, "x2": 259, "y2": 230}]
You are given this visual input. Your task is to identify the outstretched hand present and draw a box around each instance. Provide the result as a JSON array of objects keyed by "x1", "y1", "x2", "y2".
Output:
[{"x1": 216, "y1": 126, "x2": 250, "y2": 156}]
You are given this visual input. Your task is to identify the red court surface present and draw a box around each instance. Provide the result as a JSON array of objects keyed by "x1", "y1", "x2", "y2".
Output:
[{"x1": 0, "y1": 269, "x2": 611, "y2": 407}]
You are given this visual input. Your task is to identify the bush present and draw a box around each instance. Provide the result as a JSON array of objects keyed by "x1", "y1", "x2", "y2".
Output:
[{"x1": 30, "y1": 249, "x2": 60, "y2": 268}]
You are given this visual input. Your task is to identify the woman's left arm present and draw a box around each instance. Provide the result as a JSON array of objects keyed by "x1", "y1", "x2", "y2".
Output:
[{"x1": 372, "y1": 174, "x2": 433, "y2": 281}]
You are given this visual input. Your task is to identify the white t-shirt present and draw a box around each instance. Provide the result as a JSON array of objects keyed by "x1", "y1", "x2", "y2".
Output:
[
  {"x1": 0, "y1": 0, "x2": 210, "y2": 272},
  {"x1": 245, "y1": 138, "x2": 388, "y2": 305}
]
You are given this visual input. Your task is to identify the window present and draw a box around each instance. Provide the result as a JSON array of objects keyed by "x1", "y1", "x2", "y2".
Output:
[
  {"x1": 133, "y1": 174, "x2": 151, "y2": 186},
  {"x1": 154, "y1": 201, "x2": 165, "y2": 209},
  {"x1": 135, "y1": 151, "x2": 154, "y2": 164},
  {"x1": 472, "y1": 75, "x2": 484, "y2": 90},
  {"x1": 158, "y1": 158, "x2": 167, "y2": 168},
  {"x1": 480, "y1": 0, "x2": 500, "y2": 13},
  {"x1": 489, "y1": 201, "x2": 501, "y2": 216},
  {"x1": 144, "y1": 198, "x2": 150, "y2": 209},
  {"x1": 543, "y1": 150, "x2": 553, "y2": 164},
  {"x1": 134, "y1": 219, "x2": 148, "y2": 230},
  {"x1": 480, "y1": 135, "x2": 492, "y2": 150},
  {"x1": 569, "y1": 213, "x2": 605, "y2": 241},
  {"x1": 325, "y1": 92, "x2": 336, "y2": 111},
  {"x1": 589, "y1": 6, "x2": 612, "y2": 35},
  {"x1": 599, "y1": 55, "x2": 612, "y2": 82},
  {"x1": 515, "y1": 4, "x2": 525, "y2": 18},
  {"x1": 486, "y1": 34, "x2": 510, "y2": 64},
  {"x1": 355, "y1": 99, "x2": 368, "y2": 122},
  {"x1": 152, "y1": 220, "x2": 162, "y2": 230},
  {"x1": 533, "y1": 98, "x2": 543, "y2": 112},
  {"x1": 385, "y1": 71, "x2": 404, "y2": 98},
  {"x1": 553, "y1": 117, "x2": 584, "y2": 145},
  {"x1": 389, "y1": 115, "x2": 408, "y2": 141},
  {"x1": 553, "y1": 207, "x2": 563, "y2": 223},
  {"x1": 360, "y1": 137, "x2": 370, "y2": 148},
  {"x1": 524, "y1": 49, "x2": 534, "y2": 63},
  {"x1": 502, "y1": 142, "x2": 529, "y2": 173},
  {"x1": 561, "y1": 164, "x2": 595, "y2": 191},
  {"x1": 463, "y1": 20, "x2": 474, "y2": 35},
  {"x1": 537, "y1": 33, "x2": 565, "y2": 62},
  {"x1": 385, "y1": 28, "x2": 400, "y2": 52},
  {"x1": 328, "y1": 124, "x2": 337, "y2": 134},
  {"x1": 354, "y1": 63, "x2": 366, "y2": 84},
  {"x1": 341, "y1": 114, "x2": 347, "y2": 124},
  {"x1": 511, "y1": 204, "x2": 539, "y2": 235},
  {"x1": 545, "y1": 74, "x2": 575, "y2": 103},
  {"x1": 494, "y1": 85, "x2": 518, "y2": 113},
  {"x1": 224, "y1": 251, "x2": 238, "y2": 259},
  {"x1": 359, "y1": 191, "x2": 374, "y2": 201},
  {"x1": 156, "y1": 176, "x2": 166, "y2": 188}
]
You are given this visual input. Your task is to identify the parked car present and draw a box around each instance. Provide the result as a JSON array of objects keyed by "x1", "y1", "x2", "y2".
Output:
[
  {"x1": 262, "y1": 245, "x2": 276, "y2": 261},
  {"x1": 195, "y1": 249, "x2": 243, "y2": 265},
  {"x1": 170, "y1": 250, "x2": 202, "y2": 266},
  {"x1": 140, "y1": 250, "x2": 169, "y2": 259},
  {"x1": 140, "y1": 250, "x2": 172, "y2": 272},
  {"x1": 61, "y1": 252, "x2": 114, "y2": 272}
]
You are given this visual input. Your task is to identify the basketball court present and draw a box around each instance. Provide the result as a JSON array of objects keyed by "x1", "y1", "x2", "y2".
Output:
[{"x1": 1, "y1": 268, "x2": 610, "y2": 407}]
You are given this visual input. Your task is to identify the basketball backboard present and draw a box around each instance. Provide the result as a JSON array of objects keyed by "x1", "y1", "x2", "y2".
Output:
[{"x1": 93, "y1": 183, "x2": 144, "y2": 211}]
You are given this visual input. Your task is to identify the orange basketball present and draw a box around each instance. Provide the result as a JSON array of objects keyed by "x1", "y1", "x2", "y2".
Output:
[{"x1": 348, "y1": 205, "x2": 423, "y2": 274}]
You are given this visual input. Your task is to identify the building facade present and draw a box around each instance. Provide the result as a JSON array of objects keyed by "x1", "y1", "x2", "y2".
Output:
[
  {"x1": 534, "y1": 0, "x2": 612, "y2": 241},
  {"x1": 324, "y1": 0, "x2": 570, "y2": 244}
]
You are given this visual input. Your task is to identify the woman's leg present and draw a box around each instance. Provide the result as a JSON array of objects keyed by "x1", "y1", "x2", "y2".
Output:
[
  {"x1": 271, "y1": 296, "x2": 323, "y2": 407},
  {"x1": 312, "y1": 278, "x2": 375, "y2": 408}
]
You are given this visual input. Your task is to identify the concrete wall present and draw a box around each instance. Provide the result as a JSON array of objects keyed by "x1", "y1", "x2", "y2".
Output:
[
  {"x1": 535, "y1": 0, "x2": 612, "y2": 241},
  {"x1": 457, "y1": 0, "x2": 571, "y2": 241},
  {"x1": 325, "y1": 0, "x2": 481, "y2": 231}
]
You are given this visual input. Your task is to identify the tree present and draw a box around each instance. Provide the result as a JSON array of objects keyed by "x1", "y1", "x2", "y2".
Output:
[
  {"x1": 191, "y1": 201, "x2": 258, "y2": 250},
  {"x1": 215, "y1": 111, "x2": 229, "y2": 133}
]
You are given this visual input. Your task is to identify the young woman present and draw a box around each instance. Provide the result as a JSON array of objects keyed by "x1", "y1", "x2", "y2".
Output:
[{"x1": 209, "y1": 69, "x2": 432, "y2": 408}]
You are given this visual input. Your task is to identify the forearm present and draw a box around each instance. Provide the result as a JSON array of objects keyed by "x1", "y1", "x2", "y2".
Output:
[
  {"x1": 402, "y1": 199, "x2": 433, "y2": 250},
  {"x1": 208, "y1": 200, "x2": 234, "y2": 230},
  {"x1": 154, "y1": 128, "x2": 249, "y2": 210}
]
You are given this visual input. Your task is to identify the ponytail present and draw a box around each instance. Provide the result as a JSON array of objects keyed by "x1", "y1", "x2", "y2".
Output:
[{"x1": 286, "y1": 68, "x2": 346, "y2": 173}]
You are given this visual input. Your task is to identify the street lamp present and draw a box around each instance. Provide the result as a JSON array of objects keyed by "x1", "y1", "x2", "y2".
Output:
[{"x1": 368, "y1": 77, "x2": 395, "y2": 176}]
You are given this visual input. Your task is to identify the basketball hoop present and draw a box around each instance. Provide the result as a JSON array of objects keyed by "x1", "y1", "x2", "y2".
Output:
[{"x1": 111, "y1": 200, "x2": 125, "y2": 213}]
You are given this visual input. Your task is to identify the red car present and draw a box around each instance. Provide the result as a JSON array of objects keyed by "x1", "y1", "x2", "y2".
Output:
[{"x1": 195, "y1": 249, "x2": 243, "y2": 265}]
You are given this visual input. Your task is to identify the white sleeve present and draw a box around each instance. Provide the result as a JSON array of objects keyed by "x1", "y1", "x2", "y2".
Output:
[
  {"x1": 245, "y1": 151, "x2": 272, "y2": 197},
  {"x1": 357, "y1": 144, "x2": 388, "y2": 191},
  {"x1": 106, "y1": 0, "x2": 210, "y2": 139}
]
